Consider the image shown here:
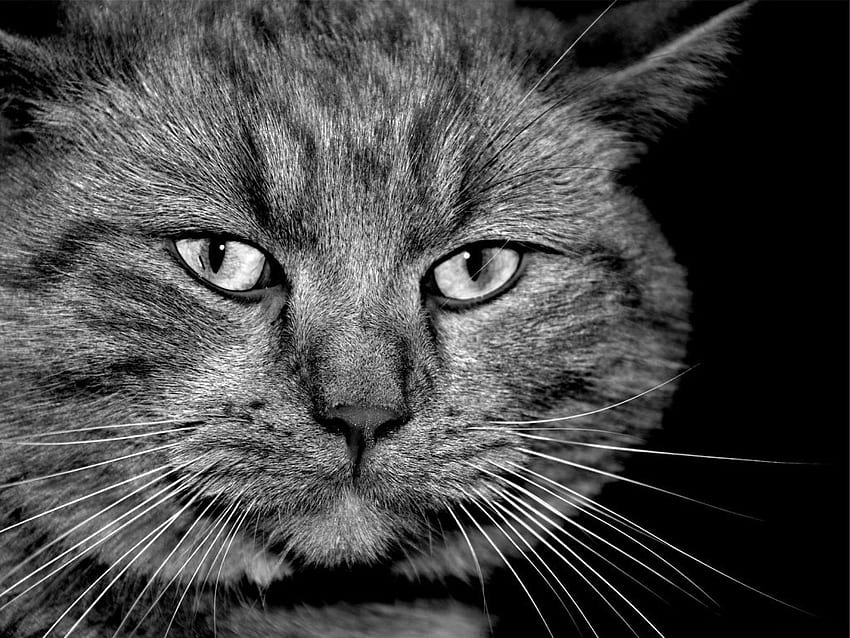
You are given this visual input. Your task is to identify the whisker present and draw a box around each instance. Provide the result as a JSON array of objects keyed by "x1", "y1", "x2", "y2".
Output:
[
  {"x1": 469, "y1": 487, "x2": 593, "y2": 638},
  {"x1": 191, "y1": 500, "x2": 244, "y2": 620},
  {"x1": 162, "y1": 501, "x2": 243, "y2": 638},
  {"x1": 414, "y1": 502, "x2": 435, "y2": 559},
  {"x1": 511, "y1": 463, "x2": 814, "y2": 616},
  {"x1": 516, "y1": 447, "x2": 757, "y2": 520},
  {"x1": 475, "y1": 462, "x2": 670, "y2": 633},
  {"x1": 470, "y1": 426, "x2": 641, "y2": 441},
  {"x1": 456, "y1": 494, "x2": 555, "y2": 638},
  {"x1": 547, "y1": 471, "x2": 812, "y2": 615},
  {"x1": 213, "y1": 507, "x2": 251, "y2": 638},
  {"x1": 0, "y1": 465, "x2": 186, "y2": 590},
  {"x1": 483, "y1": 490, "x2": 621, "y2": 638},
  {"x1": 444, "y1": 503, "x2": 494, "y2": 637},
  {"x1": 494, "y1": 486, "x2": 662, "y2": 638},
  {"x1": 500, "y1": 460, "x2": 716, "y2": 606},
  {"x1": 0, "y1": 443, "x2": 181, "y2": 490},
  {"x1": 111, "y1": 494, "x2": 228, "y2": 637},
  {"x1": 489, "y1": 366, "x2": 697, "y2": 425},
  {"x1": 0, "y1": 426, "x2": 197, "y2": 447},
  {"x1": 507, "y1": 0, "x2": 618, "y2": 116},
  {"x1": 198, "y1": 500, "x2": 244, "y2": 590},
  {"x1": 489, "y1": 480, "x2": 673, "y2": 607},
  {"x1": 0, "y1": 465, "x2": 199, "y2": 606},
  {"x1": 49, "y1": 478, "x2": 212, "y2": 638},
  {"x1": 502, "y1": 433, "x2": 809, "y2": 464},
  {"x1": 9, "y1": 418, "x2": 198, "y2": 440},
  {"x1": 0, "y1": 465, "x2": 171, "y2": 537}
]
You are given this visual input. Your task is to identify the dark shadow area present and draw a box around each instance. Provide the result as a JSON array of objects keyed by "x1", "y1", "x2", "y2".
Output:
[{"x1": 491, "y1": 2, "x2": 848, "y2": 637}]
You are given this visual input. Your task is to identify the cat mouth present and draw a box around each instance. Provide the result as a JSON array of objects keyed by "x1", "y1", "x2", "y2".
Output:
[{"x1": 179, "y1": 448, "x2": 452, "y2": 570}]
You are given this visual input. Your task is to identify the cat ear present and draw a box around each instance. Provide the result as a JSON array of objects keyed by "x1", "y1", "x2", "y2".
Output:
[{"x1": 582, "y1": 1, "x2": 751, "y2": 151}]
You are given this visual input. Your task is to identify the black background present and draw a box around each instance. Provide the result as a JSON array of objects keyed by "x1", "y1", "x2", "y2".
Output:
[{"x1": 495, "y1": 2, "x2": 849, "y2": 637}]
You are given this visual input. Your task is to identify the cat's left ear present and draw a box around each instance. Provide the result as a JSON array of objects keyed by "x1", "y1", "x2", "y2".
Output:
[{"x1": 581, "y1": 1, "x2": 751, "y2": 152}]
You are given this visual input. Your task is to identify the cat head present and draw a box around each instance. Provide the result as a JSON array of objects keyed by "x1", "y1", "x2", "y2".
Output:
[{"x1": 0, "y1": 0, "x2": 745, "y2": 599}]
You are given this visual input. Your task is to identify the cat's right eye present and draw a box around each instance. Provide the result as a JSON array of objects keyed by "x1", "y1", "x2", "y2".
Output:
[{"x1": 170, "y1": 237, "x2": 281, "y2": 297}]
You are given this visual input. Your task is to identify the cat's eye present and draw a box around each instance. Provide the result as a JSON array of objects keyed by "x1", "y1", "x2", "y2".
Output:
[
  {"x1": 428, "y1": 243, "x2": 524, "y2": 307},
  {"x1": 171, "y1": 237, "x2": 279, "y2": 295}
]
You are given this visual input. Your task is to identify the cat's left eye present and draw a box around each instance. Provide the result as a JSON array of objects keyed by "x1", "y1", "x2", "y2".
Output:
[
  {"x1": 171, "y1": 237, "x2": 279, "y2": 295},
  {"x1": 427, "y1": 243, "x2": 524, "y2": 307}
]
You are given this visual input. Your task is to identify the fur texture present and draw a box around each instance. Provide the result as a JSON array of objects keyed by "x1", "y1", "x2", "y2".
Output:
[{"x1": 0, "y1": 1, "x2": 760, "y2": 636}]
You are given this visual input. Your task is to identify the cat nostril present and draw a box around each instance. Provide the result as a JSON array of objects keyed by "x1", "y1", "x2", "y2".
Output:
[{"x1": 321, "y1": 405, "x2": 406, "y2": 462}]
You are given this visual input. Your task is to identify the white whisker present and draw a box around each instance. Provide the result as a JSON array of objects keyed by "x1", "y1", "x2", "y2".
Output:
[
  {"x1": 500, "y1": 460, "x2": 715, "y2": 606},
  {"x1": 485, "y1": 491, "x2": 620, "y2": 638},
  {"x1": 496, "y1": 488, "x2": 661, "y2": 637},
  {"x1": 473, "y1": 462, "x2": 663, "y2": 634},
  {"x1": 0, "y1": 426, "x2": 198, "y2": 447},
  {"x1": 51, "y1": 480, "x2": 212, "y2": 638},
  {"x1": 444, "y1": 503, "x2": 494, "y2": 637},
  {"x1": 199, "y1": 500, "x2": 244, "y2": 590},
  {"x1": 0, "y1": 464, "x2": 187, "y2": 589},
  {"x1": 476, "y1": 0, "x2": 618, "y2": 167},
  {"x1": 112, "y1": 494, "x2": 228, "y2": 637},
  {"x1": 457, "y1": 494, "x2": 554, "y2": 638},
  {"x1": 191, "y1": 501, "x2": 243, "y2": 620},
  {"x1": 489, "y1": 479, "x2": 671, "y2": 607},
  {"x1": 125, "y1": 495, "x2": 224, "y2": 633},
  {"x1": 490, "y1": 367, "x2": 696, "y2": 425},
  {"x1": 213, "y1": 507, "x2": 251, "y2": 638},
  {"x1": 470, "y1": 487, "x2": 595, "y2": 638},
  {"x1": 162, "y1": 500, "x2": 238, "y2": 638},
  {"x1": 0, "y1": 443, "x2": 181, "y2": 490},
  {"x1": 0, "y1": 465, "x2": 170, "y2": 537},
  {"x1": 516, "y1": 447, "x2": 757, "y2": 519},
  {"x1": 8, "y1": 418, "x2": 197, "y2": 440},
  {"x1": 537, "y1": 467, "x2": 811, "y2": 615},
  {"x1": 470, "y1": 426, "x2": 641, "y2": 441},
  {"x1": 502, "y1": 433, "x2": 808, "y2": 464},
  {"x1": 0, "y1": 465, "x2": 199, "y2": 606}
]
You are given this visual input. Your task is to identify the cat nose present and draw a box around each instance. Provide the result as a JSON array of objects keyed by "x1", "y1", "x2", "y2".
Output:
[{"x1": 320, "y1": 405, "x2": 406, "y2": 463}]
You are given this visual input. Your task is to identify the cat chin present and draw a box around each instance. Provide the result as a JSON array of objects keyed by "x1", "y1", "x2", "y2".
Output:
[{"x1": 275, "y1": 491, "x2": 402, "y2": 568}]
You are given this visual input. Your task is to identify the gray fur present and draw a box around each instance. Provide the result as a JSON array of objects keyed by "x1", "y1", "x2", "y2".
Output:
[{"x1": 0, "y1": 1, "x2": 746, "y2": 635}]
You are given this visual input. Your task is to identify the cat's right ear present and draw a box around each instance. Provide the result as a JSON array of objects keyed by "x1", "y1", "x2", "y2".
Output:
[{"x1": 577, "y1": 1, "x2": 751, "y2": 158}]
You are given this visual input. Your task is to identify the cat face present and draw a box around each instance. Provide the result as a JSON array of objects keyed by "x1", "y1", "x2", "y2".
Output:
[{"x1": 0, "y1": 0, "x2": 746, "y2": 633}]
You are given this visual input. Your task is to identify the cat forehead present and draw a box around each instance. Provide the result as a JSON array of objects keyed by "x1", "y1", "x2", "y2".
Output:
[
  {"x1": 40, "y1": 0, "x2": 605, "y2": 257},
  {"x1": 93, "y1": 68, "x2": 508, "y2": 256}
]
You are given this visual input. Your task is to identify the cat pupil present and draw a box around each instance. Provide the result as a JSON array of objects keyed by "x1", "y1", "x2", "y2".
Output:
[
  {"x1": 209, "y1": 242, "x2": 226, "y2": 273},
  {"x1": 464, "y1": 250, "x2": 484, "y2": 282}
]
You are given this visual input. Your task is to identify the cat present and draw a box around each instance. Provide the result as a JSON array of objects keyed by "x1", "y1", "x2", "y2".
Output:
[{"x1": 0, "y1": 1, "x2": 836, "y2": 637}]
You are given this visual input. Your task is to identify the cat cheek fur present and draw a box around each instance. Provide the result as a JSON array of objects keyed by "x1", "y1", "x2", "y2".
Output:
[{"x1": 0, "y1": 1, "x2": 750, "y2": 636}]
